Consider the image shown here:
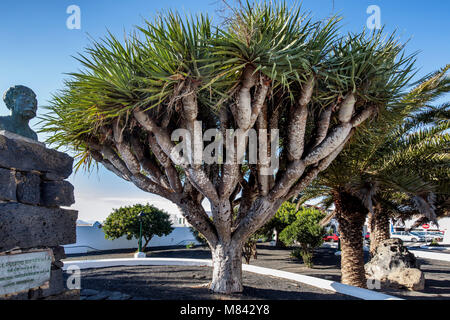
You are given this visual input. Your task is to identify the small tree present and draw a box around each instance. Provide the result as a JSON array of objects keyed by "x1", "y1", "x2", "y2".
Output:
[
  {"x1": 103, "y1": 203, "x2": 173, "y2": 252},
  {"x1": 279, "y1": 207, "x2": 326, "y2": 268}
]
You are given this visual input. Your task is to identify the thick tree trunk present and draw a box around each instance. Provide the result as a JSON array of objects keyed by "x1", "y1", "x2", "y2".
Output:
[
  {"x1": 210, "y1": 241, "x2": 243, "y2": 293},
  {"x1": 369, "y1": 208, "x2": 391, "y2": 256},
  {"x1": 334, "y1": 190, "x2": 368, "y2": 288}
]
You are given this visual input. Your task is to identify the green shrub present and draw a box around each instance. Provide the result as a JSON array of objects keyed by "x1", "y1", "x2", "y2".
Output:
[
  {"x1": 186, "y1": 242, "x2": 196, "y2": 249},
  {"x1": 280, "y1": 207, "x2": 326, "y2": 268},
  {"x1": 259, "y1": 202, "x2": 299, "y2": 247},
  {"x1": 429, "y1": 239, "x2": 440, "y2": 246}
]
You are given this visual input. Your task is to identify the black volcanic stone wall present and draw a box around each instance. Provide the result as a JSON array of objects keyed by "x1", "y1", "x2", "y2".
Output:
[{"x1": 0, "y1": 132, "x2": 78, "y2": 300}]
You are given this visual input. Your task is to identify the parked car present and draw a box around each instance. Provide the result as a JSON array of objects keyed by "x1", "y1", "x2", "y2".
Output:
[
  {"x1": 391, "y1": 231, "x2": 425, "y2": 242},
  {"x1": 411, "y1": 231, "x2": 443, "y2": 242},
  {"x1": 323, "y1": 233, "x2": 339, "y2": 242},
  {"x1": 428, "y1": 232, "x2": 444, "y2": 242}
]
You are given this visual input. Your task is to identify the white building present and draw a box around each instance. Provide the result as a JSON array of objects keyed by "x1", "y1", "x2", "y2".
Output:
[
  {"x1": 64, "y1": 220, "x2": 199, "y2": 254},
  {"x1": 169, "y1": 214, "x2": 189, "y2": 227}
]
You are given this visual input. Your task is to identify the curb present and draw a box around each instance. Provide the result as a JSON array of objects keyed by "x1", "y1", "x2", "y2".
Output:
[{"x1": 62, "y1": 258, "x2": 401, "y2": 300}]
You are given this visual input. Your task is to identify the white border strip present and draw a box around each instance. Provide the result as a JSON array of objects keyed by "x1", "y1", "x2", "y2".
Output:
[
  {"x1": 410, "y1": 250, "x2": 450, "y2": 262},
  {"x1": 241, "y1": 264, "x2": 400, "y2": 300},
  {"x1": 62, "y1": 258, "x2": 401, "y2": 300}
]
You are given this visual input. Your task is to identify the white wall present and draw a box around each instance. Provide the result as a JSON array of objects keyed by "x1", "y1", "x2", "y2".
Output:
[
  {"x1": 438, "y1": 217, "x2": 450, "y2": 244},
  {"x1": 64, "y1": 226, "x2": 199, "y2": 254}
]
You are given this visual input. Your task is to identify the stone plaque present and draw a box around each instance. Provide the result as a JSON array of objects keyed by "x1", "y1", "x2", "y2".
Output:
[{"x1": 0, "y1": 251, "x2": 52, "y2": 296}]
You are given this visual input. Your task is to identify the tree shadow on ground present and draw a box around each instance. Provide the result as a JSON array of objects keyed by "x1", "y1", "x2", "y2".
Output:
[{"x1": 68, "y1": 265, "x2": 355, "y2": 300}]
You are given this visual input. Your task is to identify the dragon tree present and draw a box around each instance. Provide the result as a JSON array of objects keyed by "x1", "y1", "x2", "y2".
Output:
[{"x1": 42, "y1": 2, "x2": 415, "y2": 293}]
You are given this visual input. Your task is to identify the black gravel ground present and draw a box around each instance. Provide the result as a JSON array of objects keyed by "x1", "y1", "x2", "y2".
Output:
[
  {"x1": 64, "y1": 244, "x2": 450, "y2": 300},
  {"x1": 68, "y1": 265, "x2": 355, "y2": 300}
]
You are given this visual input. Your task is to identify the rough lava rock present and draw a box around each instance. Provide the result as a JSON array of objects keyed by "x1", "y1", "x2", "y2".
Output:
[
  {"x1": 387, "y1": 268, "x2": 425, "y2": 291},
  {"x1": 16, "y1": 171, "x2": 41, "y2": 205},
  {"x1": 40, "y1": 180, "x2": 75, "y2": 207},
  {"x1": 0, "y1": 167, "x2": 16, "y2": 201},
  {"x1": 0, "y1": 202, "x2": 77, "y2": 251},
  {"x1": 365, "y1": 238, "x2": 424, "y2": 290},
  {"x1": 0, "y1": 132, "x2": 73, "y2": 179},
  {"x1": 0, "y1": 129, "x2": 77, "y2": 300}
]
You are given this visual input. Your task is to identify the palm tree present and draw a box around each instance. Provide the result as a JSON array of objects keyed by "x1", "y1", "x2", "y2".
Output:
[
  {"x1": 369, "y1": 102, "x2": 449, "y2": 251},
  {"x1": 40, "y1": 1, "x2": 416, "y2": 293},
  {"x1": 297, "y1": 65, "x2": 449, "y2": 287}
]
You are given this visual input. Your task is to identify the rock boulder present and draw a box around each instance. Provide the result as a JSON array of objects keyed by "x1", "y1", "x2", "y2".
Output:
[
  {"x1": 387, "y1": 268, "x2": 425, "y2": 291},
  {"x1": 365, "y1": 238, "x2": 424, "y2": 290}
]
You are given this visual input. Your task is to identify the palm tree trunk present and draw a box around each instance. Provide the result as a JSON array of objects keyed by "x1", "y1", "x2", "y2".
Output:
[
  {"x1": 333, "y1": 190, "x2": 368, "y2": 288},
  {"x1": 369, "y1": 208, "x2": 390, "y2": 255}
]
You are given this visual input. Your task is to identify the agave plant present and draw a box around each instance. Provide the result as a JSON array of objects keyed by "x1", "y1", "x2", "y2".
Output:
[
  {"x1": 40, "y1": 1, "x2": 416, "y2": 293},
  {"x1": 297, "y1": 65, "x2": 449, "y2": 287}
]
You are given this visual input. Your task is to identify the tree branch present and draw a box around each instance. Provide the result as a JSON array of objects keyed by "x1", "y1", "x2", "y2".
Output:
[
  {"x1": 256, "y1": 102, "x2": 270, "y2": 196},
  {"x1": 268, "y1": 160, "x2": 306, "y2": 201},
  {"x1": 351, "y1": 105, "x2": 377, "y2": 127},
  {"x1": 134, "y1": 108, "x2": 220, "y2": 204},
  {"x1": 130, "y1": 134, "x2": 171, "y2": 189},
  {"x1": 303, "y1": 122, "x2": 353, "y2": 166},
  {"x1": 285, "y1": 129, "x2": 355, "y2": 199},
  {"x1": 89, "y1": 148, "x2": 131, "y2": 182},
  {"x1": 287, "y1": 76, "x2": 314, "y2": 160},
  {"x1": 147, "y1": 133, "x2": 182, "y2": 193},
  {"x1": 177, "y1": 196, "x2": 218, "y2": 247},
  {"x1": 312, "y1": 104, "x2": 333, "y2": 148},
  {"x1": 232, "y1": 196, "x2": 283, "y2": 244},
  {"x1": 232, "y1": 66, "x2": 257, "y2": 130},
  {"x1": 101, "y1": 145, "x2": 173, "y2": 199}
]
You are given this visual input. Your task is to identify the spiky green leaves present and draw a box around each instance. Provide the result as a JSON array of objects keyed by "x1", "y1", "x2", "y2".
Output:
[
  {"x1": 41, "y1": 1, "x2": 416, "y2": 173},
  {"x1": 299, "y1": 65, "x2": 449, "y2": 221}
]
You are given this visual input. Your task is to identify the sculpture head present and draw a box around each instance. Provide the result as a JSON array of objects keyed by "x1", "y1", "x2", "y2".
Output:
[{"x1": 3, "y1": 85, "x2": 37, "y2": 120}]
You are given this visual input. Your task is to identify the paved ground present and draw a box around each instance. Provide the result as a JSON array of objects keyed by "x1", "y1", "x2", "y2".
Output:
[
  {"x1": 64, "y1": 243, "x2": 450, "y2": 300},
  {"x1": 408, "y1": 245, "x2": 450, "y2": 254}
]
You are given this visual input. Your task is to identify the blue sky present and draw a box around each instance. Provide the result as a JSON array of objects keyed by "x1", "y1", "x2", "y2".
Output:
[{"x1": 1, "y1": 0, "x2": 449, "y2": 222}]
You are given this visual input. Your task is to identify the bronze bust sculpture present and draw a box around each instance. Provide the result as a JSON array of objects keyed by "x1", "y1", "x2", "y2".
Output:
[{"x1": 0, "y1": 85, "x2": 38, "y2": 141}]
